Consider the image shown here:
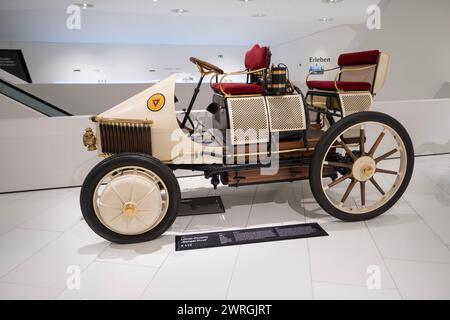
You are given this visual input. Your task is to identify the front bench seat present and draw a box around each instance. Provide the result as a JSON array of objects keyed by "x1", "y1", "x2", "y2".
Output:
[
  {"x1": 211, "y1": 44, "x2": 271, "y2": 96},
  {"x1": 211, "y1": 83, "x2": 263, "y2": 95}
]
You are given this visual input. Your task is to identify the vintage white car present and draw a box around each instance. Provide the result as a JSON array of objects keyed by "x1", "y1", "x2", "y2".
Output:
[{"x1": 80, "y1": 45, "x2": 414, "y2": 244}]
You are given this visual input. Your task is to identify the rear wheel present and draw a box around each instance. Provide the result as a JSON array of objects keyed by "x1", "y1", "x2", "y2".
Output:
[
  {"x1": 80, "y1": 153, "x2": 180, "y2": 243},
  {"x1": 309, "y1": 112, "x2": 414, "y2": 221}
]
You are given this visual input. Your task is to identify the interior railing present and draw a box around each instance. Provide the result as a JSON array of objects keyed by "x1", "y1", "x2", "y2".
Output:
[{"x1": 0, "y1": 78, "x2": 72, "y2": 117}]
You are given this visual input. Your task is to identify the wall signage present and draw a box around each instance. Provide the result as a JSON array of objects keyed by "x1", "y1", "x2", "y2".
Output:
[
  {"x1": 308, "y1": 57, "x2": 332, "y2": 75},
  {"x1": 0, "y1": 49, "x2": 32, "y2": 83},
  {"x1": 309, "y1": 57, "x2": 331, "y2": 63}
]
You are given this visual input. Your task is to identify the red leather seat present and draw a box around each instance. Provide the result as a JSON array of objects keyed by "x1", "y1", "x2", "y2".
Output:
[
  {"x1": 307, "y1": 50, "x2": 380, "y2": 92},
  {"x1": 307, "y1": 80, "x2": 372, "y2": 92},
  {"x1": 212, "y1": 44, "x2": 270, "y2": 96},
  {"x1": 211, "y1": 83, "x2": 263, "y2": 95}
]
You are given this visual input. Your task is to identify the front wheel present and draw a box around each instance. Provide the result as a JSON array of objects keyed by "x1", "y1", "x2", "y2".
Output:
[
  {"x1": 80, "y1": 153, "x2": 180, "y2": 243},
  {"x1": 309, "y1": 112, "x2": 414, "y2": 221}
]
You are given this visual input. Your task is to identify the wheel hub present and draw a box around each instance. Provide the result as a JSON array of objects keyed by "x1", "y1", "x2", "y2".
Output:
[
  {"x1": 122, "y1": 202, "x2": 138, "y2": 217},
  {"x1": 352, "y1": 156, "x2": 376, "y2": 182},
  {"x1": 96, "y1": 171, "x2": 165, "y2": 235}
]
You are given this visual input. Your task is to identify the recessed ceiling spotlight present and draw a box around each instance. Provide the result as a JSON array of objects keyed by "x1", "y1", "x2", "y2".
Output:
[
  {"x1": 251, "y1": 13, "x2": 266, "y2": 18},
  {"x1": 318, "y1": 17, "x2": 334, "y2": 22},
  {"x1": 322, "y1": 0, "x2": 343, "y2": 3},
  {"x1": 238, "y1": 0, "x2": 255, "y2": 2},
  {"x1": 74, "y1": 3, "x2": 94, "y2": 9},
  {"x1": 170, "y1": 8, "x2": 189, "y2": 14}
]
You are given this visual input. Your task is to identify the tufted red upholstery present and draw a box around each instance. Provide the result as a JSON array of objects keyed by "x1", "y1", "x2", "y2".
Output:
[
  {"x1": 307, "y1": 80, "x2": 372, "y2": 92},
  {"x1": 211, "y1": 83, "x2": 263, "y2": 95},
  {"x1": 338, "y1": 50, "x2": 380, "y2": 67},
  {"x1": 245, "y1": 44, "x2": 270, "y2": 71}
]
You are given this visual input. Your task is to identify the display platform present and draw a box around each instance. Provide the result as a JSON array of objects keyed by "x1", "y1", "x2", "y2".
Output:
[{"x1": 178, "y1": 196, "x2": 225, "y2": 216}]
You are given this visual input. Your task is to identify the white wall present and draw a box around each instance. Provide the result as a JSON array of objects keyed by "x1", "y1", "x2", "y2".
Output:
[
  {"x1": 373, "y1": 99, "x2": 450, "y2": 155},
  {"x1": 0, "y1": 41, "x2": 247, "y2": 84},
  {"x1": 0, "y1": 94, "x2": 44, "y2": 119},
  {"x1": 3, "y1": 0, "x2": 450, "y2": 103},
  {"x1": 13, "y1": 82, "x2": 218, "y2": 116},
  {"x1": 1, "y1": 25, "x2": 358, "y2": 117},
  {"x1": 270, "y1": 0, "x2": 450, "y2": 101},
  {"x1": 0, "y1": 25, "x2": 362, "y2": 89},
  {"x1": 0, "y1": 41, "x2": 248, "y2": 117},
  {"x1": 348, "y1": 0, "x2": 450, "y2": 101},
  {"x1": 272, "y1": 25, "x2": 358, "y2": 85},
  {"x1": 0, "y1": 70, "x2": 43, "y2": 118},
  {"x1": 0, "y1": 116, "x2": 100, "y2": 193},
  {"x1": 434, "y1": 82, "x2": 450, "y2": 99}
]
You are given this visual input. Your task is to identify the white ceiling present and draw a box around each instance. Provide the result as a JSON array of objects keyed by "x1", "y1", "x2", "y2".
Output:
[{"x1": 0, "y1": 0, "x2": 381, "y2": 46}]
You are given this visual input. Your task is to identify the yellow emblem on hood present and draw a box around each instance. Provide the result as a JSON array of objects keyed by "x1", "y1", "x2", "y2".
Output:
[{"x1": 147, "y1": 93, "x2": 165, "y2": 112}]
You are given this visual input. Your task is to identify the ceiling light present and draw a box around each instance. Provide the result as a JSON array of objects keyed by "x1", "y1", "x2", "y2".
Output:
[
  {"x1": 171, "y1": 9, "x2": 189, "y2": 14},
  {"x1": 74, "y1": 3, "x2": 94, "y2": 9},
  {"x1": 318, "y1": 17, "x2": 334, "y2": 22},
  {"x1": 251, "y1": 13, "x2": 266, "y2": 18},
  {"x1": 238, "y1": 0, "x2": 255, "y2": 2},
  {"x1": 322, "y1": 0, "x2": 343, "y2": 3}
]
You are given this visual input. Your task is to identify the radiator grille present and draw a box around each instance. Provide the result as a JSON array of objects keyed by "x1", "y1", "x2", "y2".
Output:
[
  {"x1": 99, "y1": 121, "x2": 152, "y2": 155},
  {"x1": 266, "y1": 95, "x2": 307, "y2": 132},
  {"x1": 339, "y1": 93, "x2": 373, "y2": 116},
  {"x1": 227, "y1": 97, "x2": 269, "y2": 145}
]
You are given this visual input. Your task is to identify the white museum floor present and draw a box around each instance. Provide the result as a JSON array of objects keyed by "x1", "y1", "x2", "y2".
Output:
[{"x1": 0, "y1": 154, "x2": 450, "y2": 300}]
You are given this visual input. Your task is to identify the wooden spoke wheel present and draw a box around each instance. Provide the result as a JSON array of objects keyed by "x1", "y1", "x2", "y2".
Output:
[
  {"x1": 80, "y1": 153, "x2": 180, "y2": 244},
  {"x1": 309, "y1": 112, "x2": 414, "y2": 221}
]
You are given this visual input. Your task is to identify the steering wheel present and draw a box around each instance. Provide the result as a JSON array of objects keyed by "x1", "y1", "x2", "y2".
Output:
[
  {"x1": 180, "y1": 57, "x2": 223, "y2": 133},
  {"x1": 190, "y1": 57, "x2": 224, "y2": 75}
]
